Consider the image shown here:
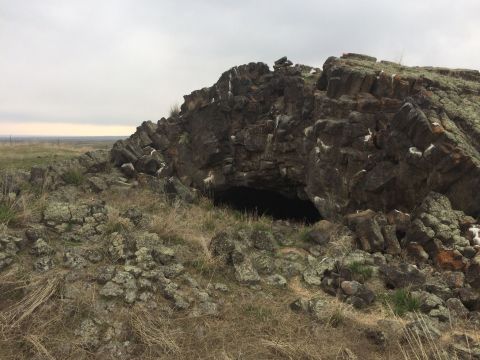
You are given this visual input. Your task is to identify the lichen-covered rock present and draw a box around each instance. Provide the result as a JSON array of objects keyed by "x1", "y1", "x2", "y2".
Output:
[
  {"x1": 100, "y1": 281, "x2": 125, "y2": 298},
  {"x1": 33, "y1": 256, "x2": 54, "y2": 272},
  {"x1": 340, "y1": 280, "x2": 376, "y2": 308},
  {"x1": 234, "y1": 258, "x2": 260, "y2": 284},
  {"x1": 80, "y1": 149, "x2": 109, "y2": 171},
  {"x1": 0, "y1": 234, "x2": 24, "y2": 270},
  {"x1": 406, "y1": 193, "x2": 473, "y2": 261},
  {"x1": 88, "y1": 176, "x2": 108, "y2": 193},
  {"x1": 30, "y1": 239, "x2": 54, "y2": 257},
  {"x1": 43, "y1": 202, "x2": 71, "y2": 225},
  {"x1": 112, "y1": 54, "x2": 480, "y2": 222},
  {"x1": 75, "y1": 319, "x2": 101, "y2": 350},
  {"x1": 380, "y1": 262, "x2": 426, "y2": 289}
]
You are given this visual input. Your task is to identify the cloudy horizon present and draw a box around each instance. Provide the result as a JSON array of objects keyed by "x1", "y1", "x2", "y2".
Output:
[{"x1": 1, "y1": 0, "x2": 479, "y2": 136}]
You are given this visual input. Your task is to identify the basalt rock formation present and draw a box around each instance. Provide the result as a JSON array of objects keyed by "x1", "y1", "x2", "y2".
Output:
[
  {"x1": 111, "y1": 53, "x2": 480, "y2": 221},
  {"x1": 3, "y1": 53, "x2": 480, "y2": 359}
]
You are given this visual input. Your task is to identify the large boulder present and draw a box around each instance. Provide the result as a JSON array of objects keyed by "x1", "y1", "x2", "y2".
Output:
[{"x1": 111, "y1": 54, "x2": 480, "y2": 222}]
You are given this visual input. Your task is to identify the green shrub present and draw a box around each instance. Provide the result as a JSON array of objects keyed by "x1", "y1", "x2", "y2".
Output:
[
  {"x1": 386, "y1": 288, "x2": 420, "y2": 316},
  {"x1": 347, "y1": 261, "x2": 373, "y2": 282},
  {"x1": 0, "y1": 203, "x2": 15, "y2": 224},
  {"x1": 62, "y1": 169, "x2": 85, "y2": 186}
]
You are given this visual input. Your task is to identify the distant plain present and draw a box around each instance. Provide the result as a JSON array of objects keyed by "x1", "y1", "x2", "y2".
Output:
[{"x1": 0, "y1": 137, "x2": 124, "y2": 170}]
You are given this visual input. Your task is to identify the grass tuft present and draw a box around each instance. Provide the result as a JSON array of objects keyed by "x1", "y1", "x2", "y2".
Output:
[
  {"x1": 242, "y1": 304, "x2": 273, "y2": 322},
  {"x1": 62, "y1": 169, "x2": 85, "y2": 186},
  {"x1": 347, "y1": 261, "x2": 373, "y2": 282},
  {"x1": 385, "y1": 288, "x2": 420, "y2": 316},
  {"x1": 169, "y1": 103, "x2": 181, "y2": 118},
  {"x1": 131, "y1": 307, "x2": 181, "y2": 356},
  {"x1": 0, "y1": 202, "x2": 16, "y2": 225}
]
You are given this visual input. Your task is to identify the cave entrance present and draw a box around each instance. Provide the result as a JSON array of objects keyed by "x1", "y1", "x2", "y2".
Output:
[{"x1": 213, "y1": 186, "x2": 321, "y2": 224}]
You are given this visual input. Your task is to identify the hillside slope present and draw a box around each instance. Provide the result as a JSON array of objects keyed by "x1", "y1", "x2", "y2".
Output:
[{"x1": 1, "y1": 54, "x2": 480, "y2": 359}]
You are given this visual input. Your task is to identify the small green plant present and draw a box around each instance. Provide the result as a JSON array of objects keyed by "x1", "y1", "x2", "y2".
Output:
[
  {"x1": 347, "y1": 261, "x2": 373, "y2": 282},
  {"x1": 326, "y1": 307, "x2": 345, "y2": 328},
  {"x1": 0, "y1": 202, "x2": 15, "y2": 224},
  {"x1": 187, "y1": 258, "x2": 219, "y2": 277},
  {"x1": 178, "y1": 132, "x2": 190, "y2": 145},
  {"x1": 62, "y1": 169, "x2": 85, "y2": 186},
  {"x1": 242, "y1": 304, "x2": 273, "y2": 322},
  {"x1": 65, "y1": 221, "x2": 74, "y2": 233},
  {"x1": 385, "y1": 288, "x2": 420, "y2": 316},
  {"x1": 169, "y1": 103, "x2": 181, "y2": 118},
  {"x1": 299, "y1": 227, "x2": 312, "y2": 242}
]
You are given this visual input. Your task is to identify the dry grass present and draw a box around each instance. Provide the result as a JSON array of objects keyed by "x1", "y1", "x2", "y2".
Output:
[
  {"x1": 260, "y1": 338, "x2": 322, "y2": 360},
  {"x1": 125, "y1": 287, "x2": 391, "y2": 360},
  {"x1": 1, "y1": 181, "x2": 477, "y2": 359},
  {"x1": 0, "y1": 141, "x2": 111, "y2": 170},
  {"x1": 102, "y1": 186, "x2": 276, "y2": 264},
  {"x1": 1, "y1": 273, "x2": 62, "y2": 329},
  {"x1": 130, "y1": 307, "x2": 181, "y2": 356},
  {"x1": 0, "y1": 189, "x2": 47, "y2": 227},
  {"x1": 25, "y1": 334, "x2": 56, "y2": 360}
]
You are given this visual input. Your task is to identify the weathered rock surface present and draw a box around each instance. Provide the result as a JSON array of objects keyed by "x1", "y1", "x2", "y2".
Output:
[
  {"x1": 111, "y1": 54, "x2": 480, "y2": 221},
  {"x1": 2, "y1": 53, "x2": 480, "y2": 360}
]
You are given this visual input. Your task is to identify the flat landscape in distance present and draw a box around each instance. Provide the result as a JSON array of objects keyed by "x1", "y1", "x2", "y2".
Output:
[{"x1": 0, "y1": 136, "x2": 124, "y2": 170}]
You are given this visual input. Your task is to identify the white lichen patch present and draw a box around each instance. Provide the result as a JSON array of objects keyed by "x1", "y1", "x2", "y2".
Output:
[
  {"x1": 408, "y1": 147, "x2": 423, "y2": 157},
  {"x1": 424, "y1": 143, "x2": 435, "y2": 157},
  {"x1": 319, "y1": 140, "x2": 331, "y2": 150},
  {"x1": 203, "y1": 171, "x2": 215, "y2": 186},
  {"x1": 469, "y1": 226, "x2": 480, "y2": 246},
  {"x1": 304, "y1": 126, "x2": 313, "y2": 137},
  {"x1": 364, "y1": 128, "x2": 373, "y2": 142}
]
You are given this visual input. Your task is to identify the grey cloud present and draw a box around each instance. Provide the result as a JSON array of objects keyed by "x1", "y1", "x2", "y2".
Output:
[{"x1": 0, "y1": 0, "x2": 478, "y2": 128}]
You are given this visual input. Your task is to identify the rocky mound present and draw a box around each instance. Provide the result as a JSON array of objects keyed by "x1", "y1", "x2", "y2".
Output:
[
  {"x1": 2, "y1": 54, "x2": 480, "y2": 359},
  {"x1": 112, "y1": 53, "x2": 480, "y2": 220}
]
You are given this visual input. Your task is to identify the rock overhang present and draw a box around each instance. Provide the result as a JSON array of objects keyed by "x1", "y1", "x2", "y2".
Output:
[{"x1": 111, "y1": 53, "x2": 480, "y2": 220}]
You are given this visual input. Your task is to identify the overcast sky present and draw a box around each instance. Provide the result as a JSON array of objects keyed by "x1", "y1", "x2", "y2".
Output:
[{"x1": 1, "y1": 0, "x2": 479, "y2": 136}]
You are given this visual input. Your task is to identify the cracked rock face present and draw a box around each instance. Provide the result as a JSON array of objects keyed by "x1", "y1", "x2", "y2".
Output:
[{"x1": 111, "y1": 54, "x2": 480, "y2": 220}]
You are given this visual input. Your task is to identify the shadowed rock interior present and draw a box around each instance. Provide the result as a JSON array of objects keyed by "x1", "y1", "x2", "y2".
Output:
[{"x1": 212, "y1": 186, "x2": 321, "y2": 224}]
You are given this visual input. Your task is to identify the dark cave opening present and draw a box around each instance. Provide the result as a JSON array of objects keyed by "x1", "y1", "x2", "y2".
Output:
[{"x1": 213, "y1": 186, "x2": 321, "y2": 224}]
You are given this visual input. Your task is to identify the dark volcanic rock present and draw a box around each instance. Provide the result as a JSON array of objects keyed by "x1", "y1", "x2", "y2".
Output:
[{"x1": 111, "y1": 54, "x2": 480, "y2": 221}]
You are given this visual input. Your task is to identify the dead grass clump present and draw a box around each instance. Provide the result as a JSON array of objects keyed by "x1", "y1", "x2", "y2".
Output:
[
  {"x1": 104, "y1": 211, "x2": 134, "y2": 235},
  {"x1": 25, "y1": 334, "x2": 56, "y2": 360},
  {"x1": 261, "y1": 338, "x2": 322, "y2": 360},
  {"x1": 398, "y1": 313, "x2": 454, "y2": 360},
  {"x1": 169, "y1": 103, "x2": 181, "y2": 118},
  {"x1": 1, "y1": 273, "x2": 62, "y2": 329},
  {"x1": 130, "y1": 307, "x2": 181, "y2": 356}
]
